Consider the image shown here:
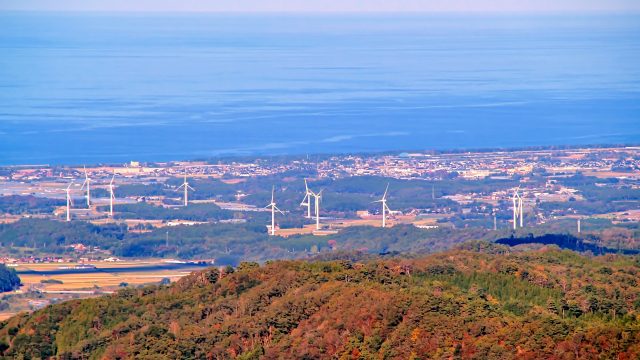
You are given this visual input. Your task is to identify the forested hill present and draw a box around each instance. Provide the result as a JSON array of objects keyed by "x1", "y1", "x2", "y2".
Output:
[
  {"x1": 496, "y1": 234, "x2": 640, "y2": 255},
  {"x1": 2, "y1": 245, "x2": 640, "y2": 359},
  {"x1": 0, "y1": 265, "x2": 20, "y2": 293}
]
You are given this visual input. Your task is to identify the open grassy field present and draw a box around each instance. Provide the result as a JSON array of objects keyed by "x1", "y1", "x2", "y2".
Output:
[
  {"x1": 584, "y1": 170, "x2": 640, "y2": 180},
  {"x1": 0, "y1": 215, "x2": 20, "y2": 224},
  {"x1": 0, "y1": 313, "x2": 17, "y2": 322},
  {"x1": 0, "y1": 260, "x2": 210, "y2": 320},
  {"x1": 19, "y1": 269, "x2": 191, "y2": 291},
  {"x1": 593, "y1": 209, "x2": 640, "y2": 222},
  {"x1": 14, "y1": 260, "x2": 206, "y2": 292},
  {"x1": 275, "y1": 214, "x2": 443, "y2": 237}
]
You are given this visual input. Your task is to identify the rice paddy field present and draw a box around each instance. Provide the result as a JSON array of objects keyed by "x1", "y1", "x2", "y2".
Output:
[{"x1": 0, "y1": 260, "x2": 210, "y2": 320}]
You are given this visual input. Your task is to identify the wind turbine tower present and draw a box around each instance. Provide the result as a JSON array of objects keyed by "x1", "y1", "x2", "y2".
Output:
[
  {"x1": 577, "y1": 218, "x2": 581, "y2": 234},
  {"x1": 300, "y1": 179, "x2": 313, "y2": 218},
  {"x1": 80, "y1": 166, "x2": 91, "y2": 208},
  {"x1": 65, "y1": 182, "x2": 74, "y2": 222},
  {"x1": 512, "y1": 188, "x2": 524, "y2": 230},
  {"x1": 176, "y1": 171, "x2": 194, "y2": 207},
  {"x1": 374, "y1": 184, "x2": 392, "y2": 228},
  {"x1": 312, "y1": 189, "x2": 323, "y2": 230},
  {"x1": 265, "y1": 186, "x2": 284, "y2": 236},
  {"x1": 108, "y1": 173, "x2": 116, "y2": 217}
]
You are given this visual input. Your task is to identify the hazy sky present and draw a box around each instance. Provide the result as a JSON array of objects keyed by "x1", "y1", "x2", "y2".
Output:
[{"x1": 2, "y1": 0, "x2": 640, "y2": 13}]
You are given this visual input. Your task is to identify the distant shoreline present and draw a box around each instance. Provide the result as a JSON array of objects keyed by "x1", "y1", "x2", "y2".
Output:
[{"x1": 1, "y1": 143, "x2": 638, "y2": 168}]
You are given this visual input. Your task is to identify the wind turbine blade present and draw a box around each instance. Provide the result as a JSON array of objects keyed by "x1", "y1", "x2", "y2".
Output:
[{"x1": 383, "y1": 183, "x2": 389, "y2": 199}]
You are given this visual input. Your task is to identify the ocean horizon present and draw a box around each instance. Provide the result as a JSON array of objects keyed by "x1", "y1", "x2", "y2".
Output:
[{"x1": 1, "y1": 12, "x2": 639, "y2": 165}]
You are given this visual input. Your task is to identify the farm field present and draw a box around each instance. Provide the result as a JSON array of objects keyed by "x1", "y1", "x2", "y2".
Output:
[
  {"x1": 275, "y1": 215, "x2": 443, "y2": 236},
  {"x1": 0, "y1": 260, "x2": 209, "y2": 320}
]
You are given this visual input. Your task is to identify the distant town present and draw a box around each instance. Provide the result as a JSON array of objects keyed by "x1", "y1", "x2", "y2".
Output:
[
  {"x1": 5, "y1": 146, "x2": 640, "y2": 182},
  {"x1": 1, "y1": 146, "x2": 639, "y2": 239}
]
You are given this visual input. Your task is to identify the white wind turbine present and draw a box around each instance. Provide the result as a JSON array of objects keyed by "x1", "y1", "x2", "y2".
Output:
[
  {"x1": 176, "y1": 171, "x2": 194, "y2": 207},
  {"x1": 108, "y1": 173, "x2": 116, "y2": 217},
  {"x1": 80, "y1": 166, "x2": 91, "y2": 208},
  {"x1": 265, "y1": 186, "x2": 285, "y2": 236},
  {"x1": 300, "y1": 179, "x2": 313, "y2": 219},
  {"x1": 374, "y1": 183, "x2": 392, "y2": 228},
  {"x1": 65, "y1": 181, "x2": 74, "y2": 222},
  {"x1": 312, "y1": 189, "x2": 324, "y2": 230},
  {"x1": 512, "y1": 187, "x2": 524, "y2": 230},
  {"x1": 577, "y1": 218, "x2": 581, "y2": 234}
]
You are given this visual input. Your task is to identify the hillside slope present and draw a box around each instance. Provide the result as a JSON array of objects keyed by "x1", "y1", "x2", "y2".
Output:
[
  {"x1": 1, "y1": 244, "x2": 640, "y2": 359},
  {"x1": 0, "y1": 265, "x2": 20, "y2": 294}
]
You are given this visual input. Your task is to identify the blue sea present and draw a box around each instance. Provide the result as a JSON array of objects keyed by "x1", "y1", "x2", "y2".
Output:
[{"x1": 0, "y1": 12, "x2": 639, "y2": 165}]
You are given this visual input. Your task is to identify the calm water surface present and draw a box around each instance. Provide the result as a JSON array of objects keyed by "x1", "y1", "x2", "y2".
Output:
[{"x1": 0, "y1": 13, "x2": 639, "y2": 164}]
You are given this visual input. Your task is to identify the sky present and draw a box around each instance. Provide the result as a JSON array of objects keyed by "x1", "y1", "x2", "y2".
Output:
[{"x1": 2, "y1": 0, "x2": 640, "y2": 13}]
